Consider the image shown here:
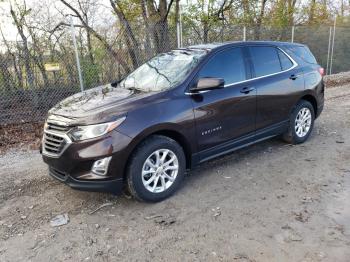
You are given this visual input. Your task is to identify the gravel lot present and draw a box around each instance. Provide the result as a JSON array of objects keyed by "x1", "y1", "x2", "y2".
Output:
[{"x1": 1, "y1": 83, "x2": 350, "y2": 262}]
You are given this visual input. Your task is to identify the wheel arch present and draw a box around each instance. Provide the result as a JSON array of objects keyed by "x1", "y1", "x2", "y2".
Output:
[
  {"x1": 123, "y1": 125, "x2": 193, "y2": 180},
  {"x1": 300, "y1": 94, "x2": 318, "y2": 117}
]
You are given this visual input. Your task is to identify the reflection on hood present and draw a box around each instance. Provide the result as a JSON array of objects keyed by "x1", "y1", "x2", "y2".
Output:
[
  {"x1": 50, "y1": 84, "x2": 133, "y2": 114},
  {"x1": 48, "y1": 84, "x2": 148, "y2": 125}
]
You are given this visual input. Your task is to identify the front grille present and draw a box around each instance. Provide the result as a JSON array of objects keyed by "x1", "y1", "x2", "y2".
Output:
[
  {"x1": 43, "y1": 132, "x2": 67, "y2": 156},
  {"x1": 46, "y1": 122, "x2": 70, "y2": 132},
  {"x1": 42, "y1": 117, "x2": 72, "y2": 157}
]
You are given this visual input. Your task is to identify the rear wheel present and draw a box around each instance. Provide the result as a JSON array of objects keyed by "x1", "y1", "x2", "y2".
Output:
[
  {"x1": 126, "y1": 135, "x2": 186, "y2": 202},
  {"x1": 283, "y1": 100, "x2": 315, "y2": 144}
]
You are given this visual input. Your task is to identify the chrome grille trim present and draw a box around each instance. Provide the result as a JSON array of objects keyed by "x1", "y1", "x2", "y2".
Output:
[
  {"x1": 45, "y1": 134, "x2": 63, "y2": 143},
  {"x1": 46, "y1": 121, "x2": 71, "y2": 132},
  {"x1": 42, "y1": 115, "x2": 73, "y2": 158},
  {"x1": 42, "y1": 129, "x2": 72, "y2": 158}
]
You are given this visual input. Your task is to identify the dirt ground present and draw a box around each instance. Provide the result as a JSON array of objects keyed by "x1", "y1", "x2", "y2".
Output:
[{"x1": 0, "y1": 84, "x2": 350, "y2": 262}]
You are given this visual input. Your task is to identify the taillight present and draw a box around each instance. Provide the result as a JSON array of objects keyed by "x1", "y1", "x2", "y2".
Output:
[{"x1": 318, "y1": 67, "x2": 325, "y2": 77}]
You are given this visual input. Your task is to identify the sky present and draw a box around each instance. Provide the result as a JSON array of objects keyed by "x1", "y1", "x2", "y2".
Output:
[{"x1": 0, "y1": 1, "x2": 16, "y2": 41}]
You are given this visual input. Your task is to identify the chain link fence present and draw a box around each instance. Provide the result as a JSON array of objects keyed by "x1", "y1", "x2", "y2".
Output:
[{"x1": 0, "y1": 23, "x2": 348, "y2": 126}]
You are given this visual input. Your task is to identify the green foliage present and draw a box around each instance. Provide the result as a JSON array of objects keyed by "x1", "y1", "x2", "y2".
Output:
[
  {"x1": 81, "y1": 57, "x2": 101, "y2": 89},
  {"x1": 115, "y1": 0, "x2": 143, "y2": 23},
  {"x1": 270, "y1": 0, "x2": 291, "y2": 27}
]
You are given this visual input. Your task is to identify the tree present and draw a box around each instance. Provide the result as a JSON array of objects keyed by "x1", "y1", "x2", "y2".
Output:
[
  {"x1": 255, "y1": 0, "x2": 268, "y2": 39},
  {"x1": 145, "y1": 0, "x2": 175, "y2": 52},
  {"x1": 58, "y1": 0, "x2": 131, "y2": 73},
  {"x1": 183, "y1": 0, "x2": 234, "y2": 44},
  {"x1": 308, "y1": 0, "x2": 329, "y2": 24},
  {"x1": 9, "y1": 1, "x2": 35, "y2": 90},
  {"x1": 109, "y1": 0, "x2": 141, "y2": 68}
]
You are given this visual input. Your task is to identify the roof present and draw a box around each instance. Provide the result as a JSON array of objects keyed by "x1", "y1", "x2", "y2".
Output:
[{"x1": 186, "y1": 41, "x2": 304, "y2": 51}]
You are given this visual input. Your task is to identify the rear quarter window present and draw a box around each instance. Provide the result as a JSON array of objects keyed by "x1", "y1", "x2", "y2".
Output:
[
  {"x1": 277, "y1": 50, "x2": 294, "y2": 70},
  {"x1": 248, "y1": 46, "x2": 282, "y2": 77},
  {"x1": 285, "y1": 46, "x2": 317, "y2": 64}
]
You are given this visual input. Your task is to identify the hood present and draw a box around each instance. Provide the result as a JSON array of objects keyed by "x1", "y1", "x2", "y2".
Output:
[{"x1": 48, "y1": 84, "x2": 154, "y2": 125}]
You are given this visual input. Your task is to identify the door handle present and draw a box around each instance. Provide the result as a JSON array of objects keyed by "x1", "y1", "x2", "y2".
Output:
[
  {"x1": 240, "y1": 87, "x2": 255, "y2": 94},
  {"x1": 289, "y1": 74, "x2": 298, "y2": 80}
]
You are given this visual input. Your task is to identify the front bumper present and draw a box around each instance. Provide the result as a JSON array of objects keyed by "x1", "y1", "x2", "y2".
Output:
[
  {"x1": 42, "y1": 130, "x2": 132, "y2": 194},
  {"x1": 49, "y1": 167, "x2": 124, "y2": 194}
]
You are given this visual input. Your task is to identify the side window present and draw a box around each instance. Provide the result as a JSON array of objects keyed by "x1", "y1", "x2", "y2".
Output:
[
  {"x1": 198, "y1": 48, "x2": 246, "y2": 85},
  {"x1": 249, "y1": 46, "x2": 281, "y2": 77},
  {"x1": 278, "y1": 50, "x2": 294, "y2": 70}
]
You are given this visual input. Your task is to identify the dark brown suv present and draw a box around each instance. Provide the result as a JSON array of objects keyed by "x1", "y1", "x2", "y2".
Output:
[{"x1": 41, "y1": 41, "x2": 324, "y2": 202}]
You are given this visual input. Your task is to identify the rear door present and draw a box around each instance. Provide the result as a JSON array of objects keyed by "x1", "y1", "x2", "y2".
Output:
[
  {"x1": 190, "y1": 47, "x2": 256, "y2": 152},
  {"x1": 246, "y1": 45, "x2": 304, "y2": 131}
]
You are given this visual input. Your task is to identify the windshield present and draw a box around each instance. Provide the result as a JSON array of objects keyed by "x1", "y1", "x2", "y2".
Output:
[{"x1": 118, "y1": 49, "x2": 206, "y2": 92}]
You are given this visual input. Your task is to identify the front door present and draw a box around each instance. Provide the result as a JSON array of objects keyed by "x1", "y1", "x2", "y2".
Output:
[{"x1": 190, "y1": 47, "x2": 257, "y2": 153}]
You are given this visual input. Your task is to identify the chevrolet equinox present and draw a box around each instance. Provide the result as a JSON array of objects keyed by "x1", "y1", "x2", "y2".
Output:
[{"x1": 41, "y1": 41, "x2": 324, "y2": 202}]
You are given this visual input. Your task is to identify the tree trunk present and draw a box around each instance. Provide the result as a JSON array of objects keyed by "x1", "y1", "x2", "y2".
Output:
[
  {"x1": 203, "y1": 21, "x2": 209, "y2": 43},
  {"x1": 146, "y1": 0, "x2": 174, "y2": 53},
  {"x1": 0, "y1": 56, "x2": 15, "y2": 91},
  {"x1": 110, "y1": 0, "x2": 141, "y2": 69},
  {"x1": 287, "y1": 0, "x2": 296, "y2": 25},
  {"x1": 11, "y1": 53, "x2": 23, "y2": 88},
  {"x1": 309, "y1": 0, "x2": 316, "y2": 24},
  {"x1": 10, "y1": 8, "x2": 35, "y2": 90},
  {"x1": 86, "y1": 30, "x2": 95, "y2": 65},
  {"x1": 27, "y1": 27, "x2": 50, "y2": 88},
  {"x1": 141, "y1": 0, "x2": 153, "y2": 59},
  {"x1": 255, "y1": 0, "x2": 267, "y2": 40}
]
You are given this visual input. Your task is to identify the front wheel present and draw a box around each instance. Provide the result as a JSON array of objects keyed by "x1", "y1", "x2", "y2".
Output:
[
  {"x1": 126, "y1": 135, "x2": 186, "y2": 202},
  {"x1": 283, "y1": 100, "x2": 315, "y2": 144}
]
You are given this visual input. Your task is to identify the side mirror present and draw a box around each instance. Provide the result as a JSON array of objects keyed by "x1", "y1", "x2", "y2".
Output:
[{"x1": 190, "y1": 77, "x2": 225, "y2": 93}]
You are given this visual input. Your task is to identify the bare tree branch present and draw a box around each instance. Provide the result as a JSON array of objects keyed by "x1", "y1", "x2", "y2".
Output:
[{"x1": 59, "y1": 0, "x2": 131, "y2": 72}]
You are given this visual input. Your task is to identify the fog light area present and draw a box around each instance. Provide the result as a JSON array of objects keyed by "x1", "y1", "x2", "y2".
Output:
[{"x1": 91, "y1": 156, "x2": 112, "y2": 176}]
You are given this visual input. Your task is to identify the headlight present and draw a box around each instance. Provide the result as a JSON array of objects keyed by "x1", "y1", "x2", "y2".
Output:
[{"x1": 69, "y1": 117, "x2": 126, "y2": 141}]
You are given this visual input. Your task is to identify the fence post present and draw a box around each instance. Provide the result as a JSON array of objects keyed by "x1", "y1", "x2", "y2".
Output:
[
  {"x1": 180, "y1": 4, "x2": 183, "y2": 47},
  {"x1": 69, "y1": 16, "x2": 84, "y2": 92},
  {"x1": 221, "y1": 20, "x2": 224, "y2": 42},
  {"x1": 329, "y1": 17, "x2": 336, "y2": 75},
  {"x1": 177, "y1": 22, "x2": 181, "y2": 48},
  {"x1": 291, "y1": 26, "x2": 295, "y2": 43},
  {"x1": 326, "y1": 27, "x2": 332, "y2": 75},
  {"x1": 243, "y1": 26, "x2": 246, "y2": 41},
  {"x1": 176, "y1": 4, "x2": 183, "y2": 48}
]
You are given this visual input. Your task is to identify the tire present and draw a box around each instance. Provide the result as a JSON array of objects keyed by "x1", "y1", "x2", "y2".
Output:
[
  {"x1": 283, "y1": 100, "x2": 315, "y2": 144},
  {"x1": 126, "y1": 135, "x2": 186, "y2": 202}
]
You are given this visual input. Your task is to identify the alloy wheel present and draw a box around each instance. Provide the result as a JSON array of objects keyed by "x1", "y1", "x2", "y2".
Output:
[
  {"x1": 295, "y1": 107, "x2": 312, "y2": 138},
  {"x1": 141, "y1": 149, "x2": 179, "y2": 193}
]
